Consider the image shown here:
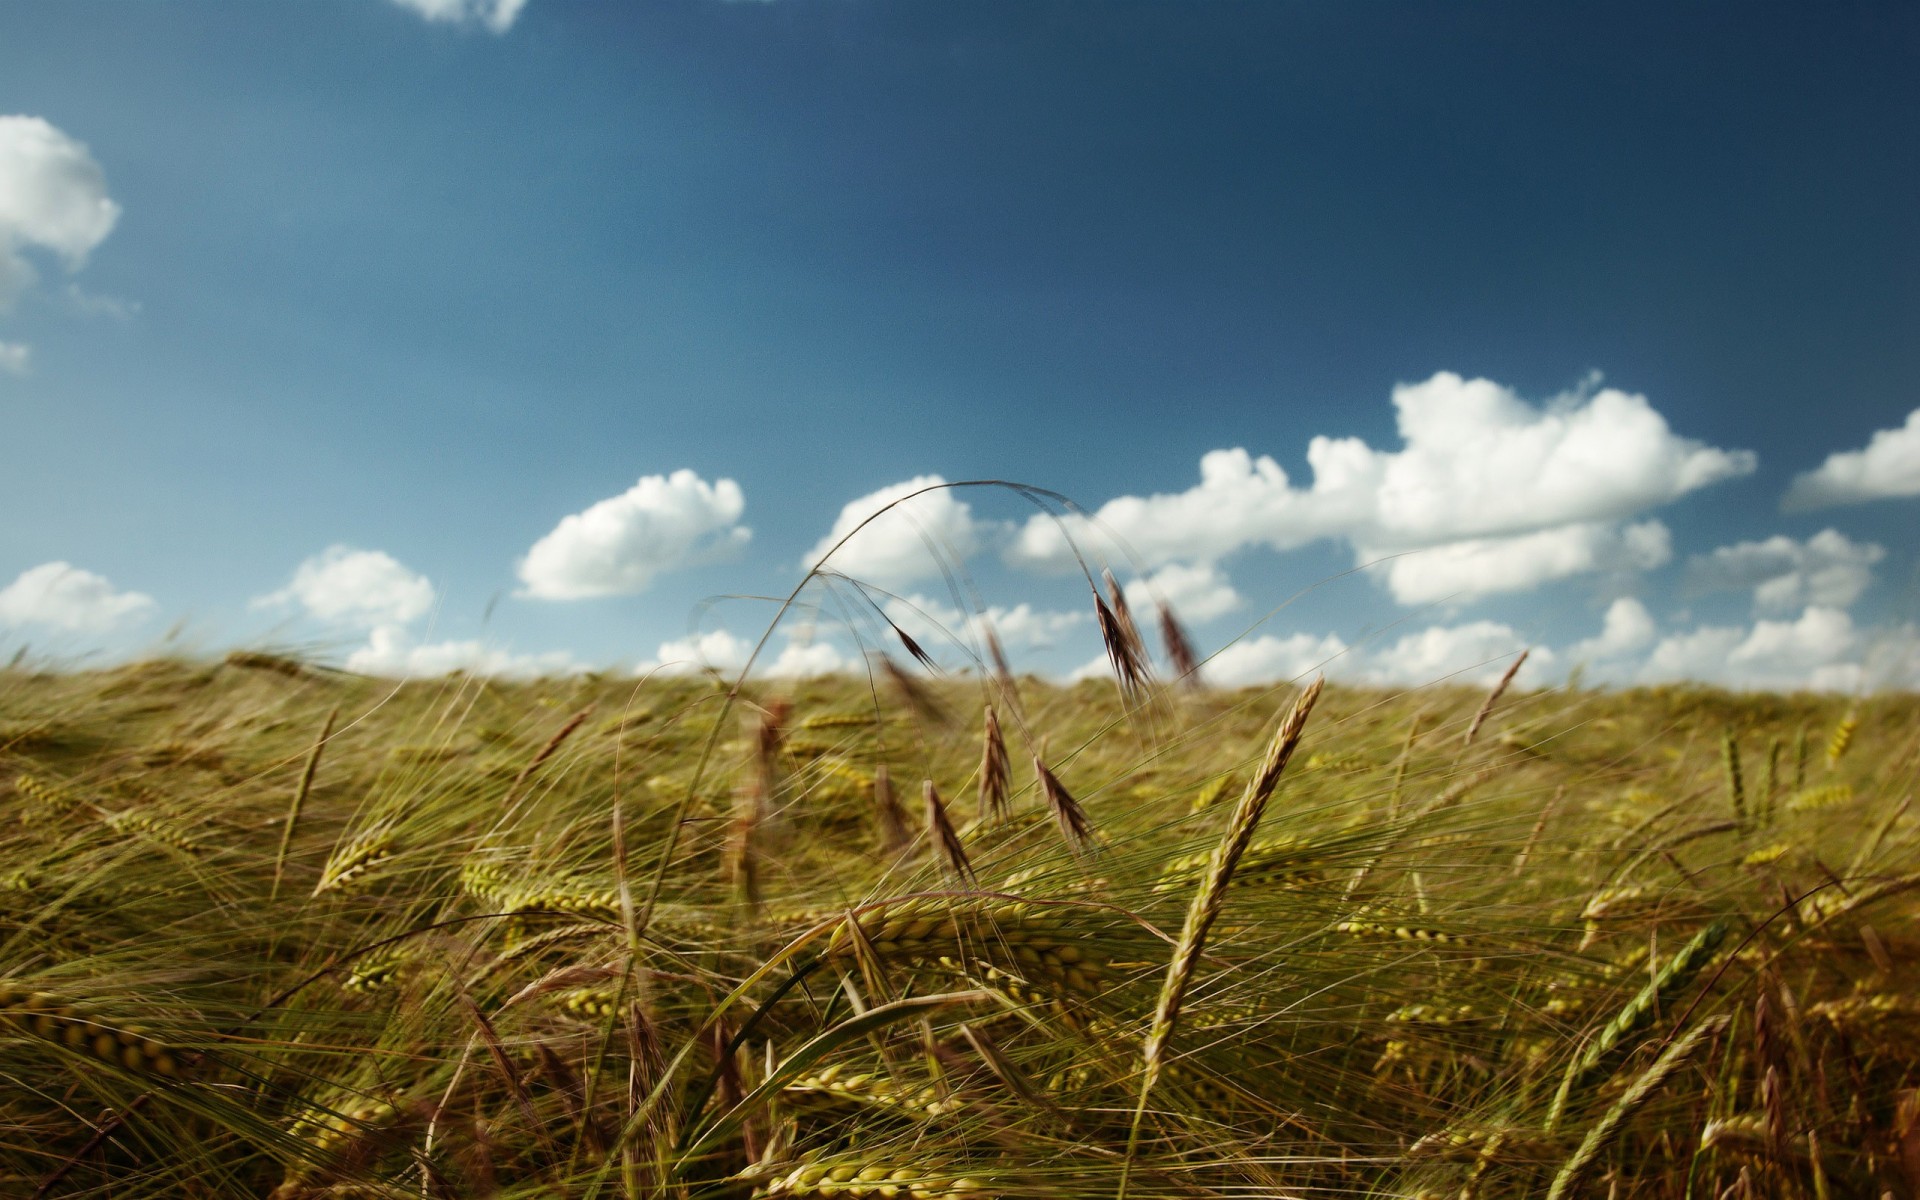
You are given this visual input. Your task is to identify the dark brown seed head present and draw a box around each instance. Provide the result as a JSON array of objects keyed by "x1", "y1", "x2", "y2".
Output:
[{"x1": 923, "y1": 780, "x2": 975, "y2": 883}]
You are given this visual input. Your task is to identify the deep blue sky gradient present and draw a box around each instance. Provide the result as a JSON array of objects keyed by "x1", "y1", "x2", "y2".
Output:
[{"x1": 2, "y1": 1, "x2": 1916, "y2": 674}]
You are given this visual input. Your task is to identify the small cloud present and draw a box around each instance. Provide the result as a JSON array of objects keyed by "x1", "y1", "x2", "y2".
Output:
[
  {"x1": 1782, "y1": 409, "x2": 1920, "y2": 510},
  {"x1": 346, "y1": 625, "x2": 582, "y2": 678},
  {"x1": 0, "y1": 116, "x2": 121, "y2": 310},
  {"x1": 0, "y1": 561, "x2": 154, "y2": 633},
  {"x1": 1124, "y1": 561, "x2": 1243, "y2": 622},
  {"x1": 1203, "y1": 632, "x2": 1350, "y2": 687},
  {"x1": 386, "y1": 0, "x2": 528, "y2": 34},
  {"x1": 805, "y1": 475, "x2": 989, "y2": 589},
  {"x1": 256, "y1": 546, "x2": 436, "y2": 628},
  {"x1": 518, "y1": 470, "x2": 750, "y2": 600},
  {"x1": 1566, "y1": 597, "x2": 1658, "y2": 665},
  {"x1": 637, "y1": 628, "x2": 851, "y2": 678},
  {"x1": 1685, "y1": 529, "x2": 1884, "y2": 615},
  {"x1": 0, "y1": 342, "x2": 28, "y2": 375}
]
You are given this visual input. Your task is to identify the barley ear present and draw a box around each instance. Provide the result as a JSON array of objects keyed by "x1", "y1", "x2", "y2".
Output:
[
  {"x1": 1122, "y1": 675, "x2": 1324, "y2": 1200},
  {"x1": 1546, "y1": 1015, "x2": 1729, "y2": 1200},
  {"x1": 1463, "y1": 649, "x2": 1528, "y2": 745},
  {"x1": 274, "y1": 705, "x2": 338, "y2": 901}
]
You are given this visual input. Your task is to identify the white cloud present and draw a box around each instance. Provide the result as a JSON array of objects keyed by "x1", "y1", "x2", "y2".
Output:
[
  {"x1": 1203, "y1": 632, "x2": 1351, "y2": 687},
  {"x1": 1008, "y1": 373, "x2": 1752, "y2": 605},
  {"x1": 1685, "y1": 529, "x2": 1884, "y2": 615},
  {"x1": 1640, "y1": 606, "x2": 1860, "y2": 692},
  {"x1": 1370, "y1": 520, "x2": 1671, "y2": 606},
  {"x1": 518, "y1": 470, "x2": 750, "y2": 600},
  {"x1": 1362, "y1": 621, "x2": 1553, "y2": 688},
  {"x1": 637, "y1": 628, "x2": 853, "y2": 679},
  {"x1": 1783, "y1": 409, "x2": 1920, "y2": 510},
  {"x1": 347, "y1": 625, "x2": 582, "y2": 678},
  {"x1": 805, "y1": 475, "x2": 988, "y2": 588},
  {"x1": 387, "y1": 0, "x2": 528, "y2": 34},
  {"x1": 1566, "y1": 597, "x2": 1658, "y2": 665},
  {"x1": 256, "y1": 546, "x2": 436, "y2": 629},
  {"x1": 0, "y1": 342, "x2": 27, "y2": 375},
  {"x1": 0, "y1": 116, "x2": 120, "y2": 310},
  {"x1": 0, "y1": 561, "x2": 154, "y2": 633},
  {"x1": 1124, "y1": 561, "x2": 1243, "y2": 622},
  {"x1": 885, "y1": 594, "x2": 1085, "y2": 655}
]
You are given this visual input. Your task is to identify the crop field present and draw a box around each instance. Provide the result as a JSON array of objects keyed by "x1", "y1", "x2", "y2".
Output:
[{"x1": 0, "y1": 651, "x2": 1916, "y2": 1198}]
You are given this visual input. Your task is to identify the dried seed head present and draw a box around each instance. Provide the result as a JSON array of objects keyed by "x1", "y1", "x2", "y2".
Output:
[
  {"x1": 872, "y1": 764, "x2": 912, "y2": 853},
  {"x1": 1158, "y1": 600, "x2": 1201, "y2": 686},
  {"x1": 977, "y1": 704, "x2": 1011, "y2": 826},
  {"x1": 1095, "y1": 573, "x2": 1151, "y2": 699},
  {"x1": 1033, "y1": 756, "x2": 1093, "y2": 851},
  {"x1": 923, "y1": 780, "x2": 975, "y2": 883}
]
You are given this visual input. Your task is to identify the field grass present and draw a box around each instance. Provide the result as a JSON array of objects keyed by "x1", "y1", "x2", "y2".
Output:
[{"x1": 1, "y1": 652, "x2": 1916, "y2": 1198}]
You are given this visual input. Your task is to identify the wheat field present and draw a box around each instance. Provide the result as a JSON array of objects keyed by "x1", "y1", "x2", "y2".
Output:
[{"x1": 1, "y1": 649, "x2": 1915, "y2": 1198}]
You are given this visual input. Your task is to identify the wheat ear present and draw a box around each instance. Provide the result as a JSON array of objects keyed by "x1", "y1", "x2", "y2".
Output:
[{"x1": 1121, "y1": 675, "x2": 1324, "y2": 1200}]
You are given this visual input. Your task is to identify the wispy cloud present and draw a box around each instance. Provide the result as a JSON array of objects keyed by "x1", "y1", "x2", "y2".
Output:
[
  {"x1": 1685, "y1": 529, "x2": 1884, "y2": 615},
  {"x1": 387, "y1": 0, "x2": 528, "y2": 35}
]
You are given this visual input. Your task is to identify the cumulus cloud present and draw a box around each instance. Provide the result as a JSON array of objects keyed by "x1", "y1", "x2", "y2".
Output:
[
  {"x1": 387, "y1": 0, "x2": 528, "y2": 33},
  {"x1": 1685, "y1": 529, "x2": 1884, "y2": 615},
  {"x1": 885, "y1": 594, "x2": 1085, "y2": 656},
  {"x1": 0, "y1": 116, "x2": 120, "y2": 312},
  {"x1": 1203, "y1": 632, "x2": 1351, "y2": 688},
  {"x1": 1641, "y1": 606, "x2": 1860, "y2": 692},
  {"x1": 347, "y1": 626, "x2": 583, "y2": 678},
  {"x1": 1372, "y1": 520, "x2": 1671, "y2": 606},
  {"x1": 1782, "y1": 409, "x2": 1920, "y2": 510},
  {"x1": 1124, "y1": 561, "x2": 1243, "y2": 622},
  {"x1": 518, "y1": 470, "x2": 750, "y2": 600},
  {"x1": 1009, "y1": 373, "x2": 1751, "y2": 604},
  {"x1": 256, "y1": 546, "x2": 436, "y2": 628},
  {"x1": 804, "y1": 476, "x2": 988, "y2": 588},
  {"x1": 0, "y1": 342, "x2": 27, "y2": 375},
  {"x1": 0, "y1": 561, "x2": 154, "y2": 633},
  {"x1": 637, "y1": 628, "x2": 852, "y2": 679},
  {"x1": 1361, "y1": 621, "x2": 1553, "y2": 688},
  {"x1": 1566, "y1": 597, "x2": 1658, "y2": 665}
]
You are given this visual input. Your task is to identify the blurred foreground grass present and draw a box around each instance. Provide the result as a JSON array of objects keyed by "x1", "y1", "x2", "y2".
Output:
[{"x1": 1, "y1": 654, "x2": 1916, "y2": 1198}]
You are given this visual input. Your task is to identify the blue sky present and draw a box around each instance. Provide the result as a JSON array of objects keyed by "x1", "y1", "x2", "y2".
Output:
[{"x1": 2, "y1": 0, "x2": 1917, "y2": 690}]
